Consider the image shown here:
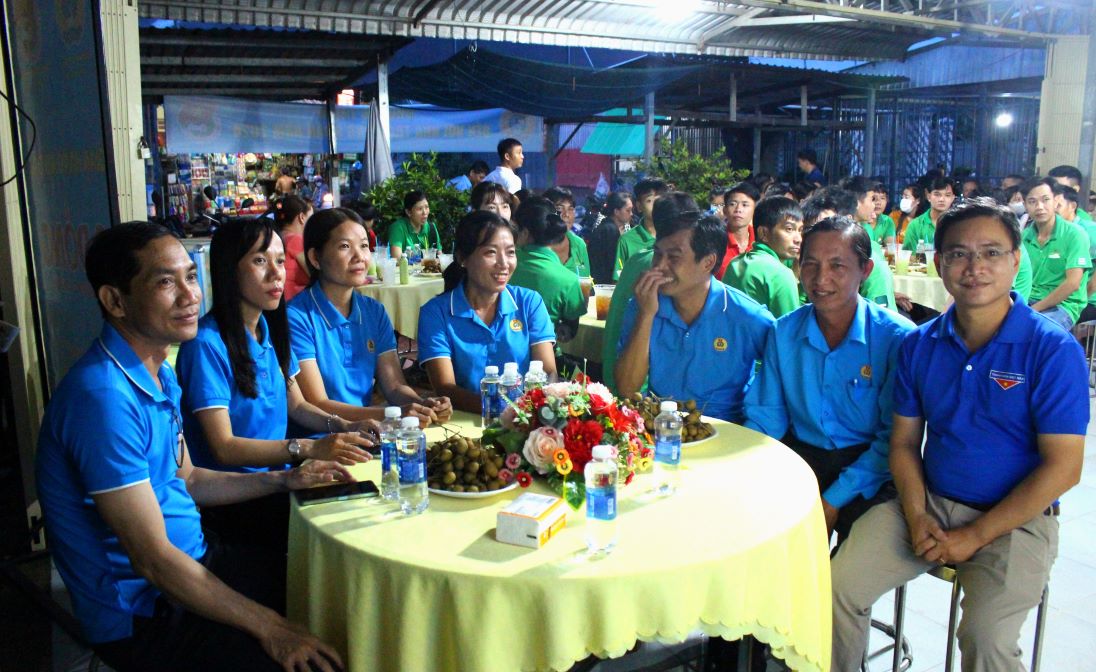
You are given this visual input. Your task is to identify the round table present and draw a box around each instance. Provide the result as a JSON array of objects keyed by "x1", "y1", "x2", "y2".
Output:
[
  {"x1": 893, "y1": 273, "x2": 951, "y2": 311},
  {"x1": 561, "y1": 297, "x2": 606, "y2": 363},
  {"x1": 287, "y1": 413, "x2": 832, "y2": 672},
  {"x1": 356, "y1": 274, "x2": 444, "y2": 336}
]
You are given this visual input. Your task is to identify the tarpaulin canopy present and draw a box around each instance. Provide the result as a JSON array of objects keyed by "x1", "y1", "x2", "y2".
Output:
[{"x1": 386, "y1": 48, "x2": 705, "y2": 120}]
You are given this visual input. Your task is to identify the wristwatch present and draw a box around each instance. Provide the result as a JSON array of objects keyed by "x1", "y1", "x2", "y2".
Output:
[{"x1": 287, "y1": 438, "x2": 303, "y2": 460}]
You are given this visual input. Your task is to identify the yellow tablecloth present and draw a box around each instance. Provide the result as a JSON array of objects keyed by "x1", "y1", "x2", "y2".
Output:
[
  {"x1": 288, "y1": 413, "x2": 832, "y2": 672},
  {"x1": 893, "y1": 273, "x2": 950, "y2": 311},
  {"x1": 561, "y1": 297, "x2": 606, "y2": 363},
  {"x1": 356, "y1": 274, "x2": 445, "y2": 337}
]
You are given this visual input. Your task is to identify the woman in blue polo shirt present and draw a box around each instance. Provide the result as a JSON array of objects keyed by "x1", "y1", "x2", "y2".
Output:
[
  {"x1": 418, "y1": 211, "x2": 557, "y2": 412},
  {"x1": 176, "y1": 218, "x2": 374, "y2": 547},
  {"x1": 288, "y1": 208, "x2": 452, "y2": 425}
]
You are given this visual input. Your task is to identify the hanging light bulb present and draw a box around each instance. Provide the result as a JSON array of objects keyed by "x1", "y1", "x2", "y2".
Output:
[{"x1": 995, "y1": 112, "x2": 1014, "y2": 128}]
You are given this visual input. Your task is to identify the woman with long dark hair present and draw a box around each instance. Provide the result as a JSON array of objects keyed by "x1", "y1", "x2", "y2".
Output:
[
  {"x1": 417, "y1": 211, "x2": 557, "y2": 412},
  {"x1": 273, "y1": 194, "x2": 313, "y2": 301},
  {"x1": 288, "y1": 208, "x2": 452, "y2": 425},
  {"x1": 586, "y1": 191, "x2": 634, "y2": 283}
]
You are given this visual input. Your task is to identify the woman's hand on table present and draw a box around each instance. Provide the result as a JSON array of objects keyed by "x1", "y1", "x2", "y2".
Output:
[
  {"x1": 259, "y1": 617, "x2": 344, "y2": 672},
  {"x1": 402, "y1": 396, "x2": 452, "y2": 427},
  {"x1": 284, "y1": 460, "x2": 354, "y2": 490},
  {"x1": 307, "y1": 433, "x2": 373, "y2": 465},
  {"x1": 425, "y1": 396, "x2": 453, "y2": 422},
  {"x1": 346, "y1": 418, "x2": 382, "y2": 442}
]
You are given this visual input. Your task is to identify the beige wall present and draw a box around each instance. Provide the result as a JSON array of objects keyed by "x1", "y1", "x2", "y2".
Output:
[
  {"x1": 101, "y1": 0, "x2": 147, "y2": 221},
  {"x1": 1037, "y1": 35, "x2": 1096, "y2": 181}
]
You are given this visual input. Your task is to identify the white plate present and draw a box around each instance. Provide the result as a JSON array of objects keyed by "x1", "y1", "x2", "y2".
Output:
[
  {"x1": 416, "y1": 271, "x2": 444, "y2": 278},
  {"x1": 682, "y1": 421, "x2": 719, "y2": 446},
  {"x1": 428, "y1": 482, "x2": 519, "y2": 498}
]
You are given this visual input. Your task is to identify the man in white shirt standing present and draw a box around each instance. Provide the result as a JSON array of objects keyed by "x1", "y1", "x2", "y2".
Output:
[{"x1": 483, "y1": 138, "x2": 524, "y2": 193}]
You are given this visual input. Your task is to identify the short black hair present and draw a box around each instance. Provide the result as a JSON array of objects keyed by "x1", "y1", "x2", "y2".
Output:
[
  {"x1": 403, "y1": 190, "x2": 427, "y2": 213},
  {"x1": 652, "y1": 192, "x2": 699, "y2": 228},
  {"x1": 838, "y1": 176, "x2": 875, "y2": 201},
  {"x1": 934, "y1": 196, "x2": 1021, "y2": 253},
  {"x1": 497, "y1": 138, "x2": 522, "y2": 161},
  {"x1": 801, "y1": 215, "x2": 872, "y2": 269},
  {"x1": 797, "y1": 148, "x2": 818, "y2": 164},
  {"x1": 85, "y1": 221, "x2": 176, "y2": 318},
  {"x1": 471, "y1": 180, "x2": 514, "y2": 211},
  {"x1": 763, "y1": 182, "x2": 794, "y2": 199},
  {"x1": 602, "y1": 191, "x2": 633, "y2": 217},
  {"x1": 801, "y1": 186, "x2": 858, "y2": 225},
  {"x1": 754, "y1": 197, "x2": 803, "y2": 232},
  {"x1": 1020, "y1": 176, "x2": 1057, "y2": 199},
  {"x1": 1058, "y1": 185, "x2": 1081, "y2": 208},
  {"x1": 724, "y1": 181, "x2": 761, "y2": 204},
  {"x1": 792, "y1": 181, "x2": 816, "y2": 201},
  {"x1": 634, "y1": 178, "x2": 669, "y2": 201},
  {"x1": 469, "y1": 160, "x2": 490, "y2": 175},
  {"x1": 654, "y1": 211, "x2": 726, "y2": 272},
  {"x1": 514, "y1": 196, "x2": 567, "y2": 246},
  {"x1": 1048, "y1": 164, "x2": 1083, "y2": 184},
  {"x1": 927, "y1": 176, "x2": 957, "y2": 194},
  {"x1": 543, "y1": 186, "x2": 575, "y2": 208}
]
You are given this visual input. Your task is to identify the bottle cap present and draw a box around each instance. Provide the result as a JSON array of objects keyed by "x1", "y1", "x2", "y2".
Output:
[
  {"x1": 592, "y1": 444, "x2": 614, "y2": 460},
  {"x1": 503, "y1": 362, "x2": 519, "y2": 374},
  {"x1": 660, "y1": 401, "x2": 678, "y2": 413},
  {"x1": 484, "y1": 365, "x2": 499, "y2": 375},
  {"x1": 400, "y1": 417, "x2": 420, "y2": 429},
  {"x1": 384, "y1": 406, "x2": 401, "y2": 419},
  {"x1": 528, "y1": 360, "x2": 544, "y2": 374}
]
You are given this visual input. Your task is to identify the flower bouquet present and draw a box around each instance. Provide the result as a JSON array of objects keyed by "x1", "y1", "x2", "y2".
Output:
[{"x1": 480, "y1": 377, "x2": 653, "y2": 509}]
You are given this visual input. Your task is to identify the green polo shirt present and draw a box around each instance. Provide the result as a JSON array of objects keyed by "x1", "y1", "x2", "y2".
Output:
[
  {"x1": 510, "y1": 245, "x2": 587, "y2": 326},
  {"x1": 613, "y1": 225, "x2": 655, "y2": 281},
  {"x1": 865, "y1": 214, "x2": 896, "y2": 246},
  {"x1": 1075, "y1": 219, "x2": 1096, "y2": 306},
  {"x1": 562, "y1": 231, "x2": 591, "y2": 278},
  {"x1": 902, "y1": 211, "x2": 937, "y2": 251},
  {"x1": 387, "y1": 217, "x2": 441, "y2": 252},
  {"x1": 602, "y1": 248, "x2": 653, "y2": 395},
  {"x1": 1022, "y1": 215, "x2": 1092, "y2": 322},
  {"x1": 861, "y1": 243, "x2": 896, "y2": 311},
  {"x1": 721, "y1": 243, "x2": 801, "y2": 318},
  {"x1": 1077, "y1": 208, "x2": 1092, "y2": 223},
  {"x1": 1013, "y1": 245, "x2": 1032, "y2": 303}
]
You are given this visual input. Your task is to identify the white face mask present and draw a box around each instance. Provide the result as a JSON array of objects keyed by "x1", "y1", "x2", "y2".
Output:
[
  {"x1": 899, "y1": 197, "x2": 914, "y2": 214},
  {"x1": 1009, "y1": 202, "x2": 1026, "y2": 217}
]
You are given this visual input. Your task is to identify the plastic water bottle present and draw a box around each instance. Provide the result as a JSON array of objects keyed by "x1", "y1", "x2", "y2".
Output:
[
  {"x1": 379, "y1": 406, "x2": 402, "y2": 500},
  {"x1": 585, "y1": 444, "x2": 619, "y2": 554},
  {"x1": 524, "y1": 360, "x2": 548, "y2": 391},
  {"x1": 500, "y1": 362, "x2": 524, "y2": 404},
  {"x1": 397, "y1": 417, "x2": 428, "y2": 515},
  {"x1": 915, "y1": 238, "x2": 926, "y2": 264},
  {"x1": 653, "y1": 401, "x2": 683, "y2": 496},
  {"x1": 480, "y1": 365, "x2": 502, "y2": 427}
]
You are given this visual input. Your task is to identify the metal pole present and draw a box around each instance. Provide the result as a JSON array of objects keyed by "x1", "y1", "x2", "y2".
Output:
[
  {"x1": 730, "y1": 73, "x2": 737, "y2": 122},
  {"x1": 865, "y1": 87, "x2": 876, "y2": 176},
  {"x1": 753, "y1": 127, "x2": 762, "y2": 174},
  {"x1": 801, "y1": 85, "x2": 808, "y2": 126},
  {"x1": 326, "y1": 95, "x2": 340, "y2": 207},
  {"x1": 1079, "y1": 28, "x2": 1096, "y2": 198},
  {"x1": 377, "y1": 57, "x2": 390, "y2": 150},
  {"x1": 644, "y1": 92, "x2": 655, "y2": 162}
]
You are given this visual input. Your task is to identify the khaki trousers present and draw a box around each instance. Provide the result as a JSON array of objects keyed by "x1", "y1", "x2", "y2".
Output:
[{"x1": 830, "y1": 494, "x2": 1057, "y2": 672}]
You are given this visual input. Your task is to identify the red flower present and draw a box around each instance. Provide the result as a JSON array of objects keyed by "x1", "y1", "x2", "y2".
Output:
[
  {"x1": 563, "y1": 418, "x2": 604, "y2": 474},
  {"x1": 625, "y1": 472, "x2": 635, "y2": 485},
  {"x1": 516, "y1": 471, "x2": 533, "y2": 488},
  {"x1": 526, "y1": 387, "x2": 547, "y2": 410}
]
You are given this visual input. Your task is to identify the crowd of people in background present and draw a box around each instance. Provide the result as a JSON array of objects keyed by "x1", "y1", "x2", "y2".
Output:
[{"x1": 33, "y1": 133, "x2": 1094, "y2": 672}]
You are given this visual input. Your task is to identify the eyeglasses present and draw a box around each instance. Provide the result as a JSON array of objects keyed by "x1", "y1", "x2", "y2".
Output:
[
  {"x1": 941, "y1": 248, "x2": 1015, "y2": 266},
  {"x1": 171, "y1": 407, "x2": 184, "y2": 468}
]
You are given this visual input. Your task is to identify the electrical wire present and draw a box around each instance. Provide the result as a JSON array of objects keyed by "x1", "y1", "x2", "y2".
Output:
[{"x1": 0, "y1": 87, "x2": 37, "y2": 188}]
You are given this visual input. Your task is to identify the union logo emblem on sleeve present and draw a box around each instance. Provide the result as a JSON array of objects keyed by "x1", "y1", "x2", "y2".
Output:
[
  {"x1": 713, "y1": 337, "x2": 728, "y2": 351},
  {"x1": 989, "y1": 369, "x2": 1024, "y2": 390},
  {"x1": 367, "y1": 339, "x2": 376, "y2": 352},
  {"x1": 510, "y1": 319, "x2": 523, "y2": 332}
]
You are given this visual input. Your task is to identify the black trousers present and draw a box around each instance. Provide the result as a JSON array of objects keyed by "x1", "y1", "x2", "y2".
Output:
[
  {"x1": 199, "y1": 491, "x2": 291, "y2": 554},
  {"x1": 94, "y1": 532, "x2": 288, "y2": 672}
]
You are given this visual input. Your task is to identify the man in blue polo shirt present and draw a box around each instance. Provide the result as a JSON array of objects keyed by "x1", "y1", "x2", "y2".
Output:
[
  {"x1": 831, "y1": 199, "x2": 1088, "y2": 671},
  {"x1": 744, "y1": 216, "x2": 914, "y2": 540},
  {"x1": 36, "y1": 222, "x2": 349, "y2": 672},
  {"x1": 615, "y1": 211, "x2": 774, "y2": 423}
]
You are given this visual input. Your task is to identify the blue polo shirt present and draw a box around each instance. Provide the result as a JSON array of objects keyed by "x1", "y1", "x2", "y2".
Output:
[
  {"x1": 894, "y1": 293, "x2": 1089, "y2": 506},
  {"x1": 176, "y1": 313, "x2": 300, "y2": 472},
  {"x1": 287, "y1": 284, "x2": 397, "y2": 406},
  {"x1": 743, "y1": 298, "x2": 915, "y2": 507},
  {"x1": 618, "y1": 280, "x2": 774, "y2": 422},
  {"x1": 418, "y1": 282, "x2": 555, "y2": 392},
  {"x1": 35, "y1": 324, "x2": 205, "y2": 643}
]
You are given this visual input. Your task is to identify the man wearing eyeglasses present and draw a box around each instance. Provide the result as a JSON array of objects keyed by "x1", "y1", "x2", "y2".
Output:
[
  {"x1": 615, "y1": 211, "x2": 773, "y2": 423},
  {"x1": 35, "y1": 222, "x2": 349, "y2": 672},
  {"x1": 830, "y1": 198, "x2": 1088, "y2": 671}
]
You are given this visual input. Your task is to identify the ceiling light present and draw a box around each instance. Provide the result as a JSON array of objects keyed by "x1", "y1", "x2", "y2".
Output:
[{"x1": 995, "y1": 112, "x2": 1014, "y2": 128}]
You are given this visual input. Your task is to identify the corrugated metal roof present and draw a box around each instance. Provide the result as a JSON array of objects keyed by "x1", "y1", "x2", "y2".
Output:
[{"x1": 138, "y1": 0, "x2": 942, "y2": 62}]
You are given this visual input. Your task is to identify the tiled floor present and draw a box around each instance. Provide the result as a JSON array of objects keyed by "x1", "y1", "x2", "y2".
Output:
[{"x1": 5, "y1": 401, "x2": 1096, "y2": 672}]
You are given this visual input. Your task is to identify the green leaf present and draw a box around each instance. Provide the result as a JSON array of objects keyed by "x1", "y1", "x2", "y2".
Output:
[{"x1": 562, "y1": 478, "x2": 585, "y2": 511}]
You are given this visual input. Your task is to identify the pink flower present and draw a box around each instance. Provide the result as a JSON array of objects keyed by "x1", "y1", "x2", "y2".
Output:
[
  {"x1": 586, "y1": 382, "x2": 613, "y2": 412},
  {"x1": 522, "y1": 426, "x2": 565, "y2": 475},
  {"x1": 498, "y1": 468, "x2": 514, "y2": 484},
  {"x1": 543, "y1": 382, "x2": 574, "y2": 399},
  {"x1": 505, "y1": 452, "x2": 522, "y2": 470}
]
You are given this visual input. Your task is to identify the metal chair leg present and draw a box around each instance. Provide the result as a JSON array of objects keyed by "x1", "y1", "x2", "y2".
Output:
[
  {"x1": 891, "y1": 584, "x2": 907, "y2": 672},
  {"x1": 1031, "y1": 585, "x2": 1049, "y2": 672},
  {"x1": 943, "y1": 576, "x2": 962, "y2": 672}
]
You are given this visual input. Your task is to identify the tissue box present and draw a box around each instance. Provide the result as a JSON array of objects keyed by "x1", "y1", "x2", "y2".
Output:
[{"x1": 496, "y1": 493, "x2": 567, "y2": 548}]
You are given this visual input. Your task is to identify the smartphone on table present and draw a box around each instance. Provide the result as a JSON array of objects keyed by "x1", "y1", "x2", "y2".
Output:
[{"x1": 295, "y1": 480, "x2": 379, "y2": 506}]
